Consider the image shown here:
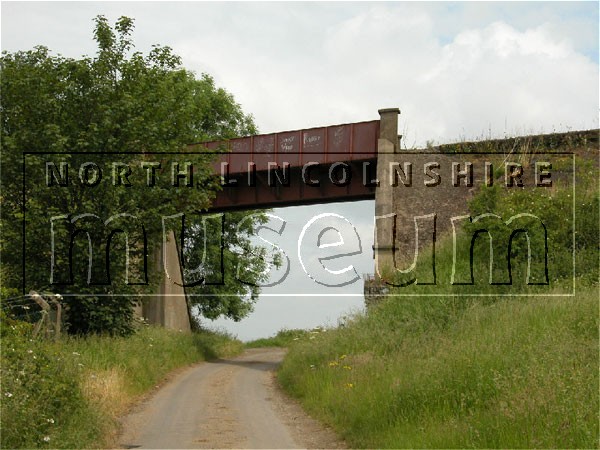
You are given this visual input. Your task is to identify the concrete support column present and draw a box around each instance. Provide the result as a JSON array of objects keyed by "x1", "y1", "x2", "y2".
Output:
[
  {"x1": 374, "y1": 108, "x2": 400, "y2": 279},
  {"x1": 143, "y1": 230, "x2": 192, "y2": 332}
]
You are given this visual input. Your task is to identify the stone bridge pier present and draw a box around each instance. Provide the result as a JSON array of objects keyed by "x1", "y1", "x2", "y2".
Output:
[
  {"x1": 137, "y1": 230, "x2": 191, "y2": 332},
  {"x1": 374, "y1": 108, "x2": 401, "y2": 278}
]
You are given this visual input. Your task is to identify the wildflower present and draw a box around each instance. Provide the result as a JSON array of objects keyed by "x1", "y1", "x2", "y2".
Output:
[
  {"x1": 43, "y1": 436, "x2": 51, "y2": 442},
  {"x1": 343, "y1": 365, "x2": 352, "y2": 370},
  {"x1": 328, "y1": 361, "x2": 339, "y2": 367},
  {"x1": 345, "y1": 383, "x2": 354, "y2": 388},
  {"x1": 78, "y1": 363, "x2": 84, "y2": 367},
  {"x1": 310, "y1": 364, "x2": 316, "y2": 370},
  {"x1": 293, "y1": 338, "x2": 299, "y2": 341},
  {"x1": 72, "y1": 352, "x2": 80, "y2": 356},
  {"x1": 46, "y1": 418, "x2": 55, "y2": 424},
  {"x1": 339, "y1": 354, "x2": 347, "y2": 360},
  {"x1": 27, "y1": 349, "x2": 33, "y2": 354},
  {"x1": 4, "y1": 392, "x2": 13, "y2": 398}
]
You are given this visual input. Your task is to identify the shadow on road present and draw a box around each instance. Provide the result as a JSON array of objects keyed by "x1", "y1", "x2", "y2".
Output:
[{"x1": 208, "y1": 357, "x2": 281, "y2": 372}]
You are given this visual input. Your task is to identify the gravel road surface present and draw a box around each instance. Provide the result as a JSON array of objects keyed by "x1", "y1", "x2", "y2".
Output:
[{"x1": 119, "y1": 348, "x2": 344, "y2": 449}]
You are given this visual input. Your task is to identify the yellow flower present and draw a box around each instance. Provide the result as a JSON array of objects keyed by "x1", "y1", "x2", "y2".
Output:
[
  {"x1": 328, "y1": 361, "x2": 339, "y2": 367},
  {"x1": 345, "y1": 383, "x2": 354, "y2": 388},
  {"x1": 339, "y1": 354, "x2": 347, "y2": 360},
  {"x1": 343, "y1": 365, "x2": 352, "y2": 370}
]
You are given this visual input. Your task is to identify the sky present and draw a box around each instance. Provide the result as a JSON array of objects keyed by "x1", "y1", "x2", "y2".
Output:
[{"x1": 2, "y1": 1, "x2": 598, "y2": 340}]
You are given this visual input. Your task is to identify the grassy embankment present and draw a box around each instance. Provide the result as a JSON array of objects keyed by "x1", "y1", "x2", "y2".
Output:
[
  {"x1": 0, "y1": 323, "x2": 242, "y2": 448},
  {"x1": 245, "y1": 328, "x2": 312, "y2": 348},
  {"x1": 278, "y1": 135, "x2": 599, "y2": 448}
]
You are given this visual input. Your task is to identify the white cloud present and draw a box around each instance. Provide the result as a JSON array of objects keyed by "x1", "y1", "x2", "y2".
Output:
[
  {"x1": 162, "y1": 4, "x2": 598, "y2": 146},
  {"x1": 2, "y1": 3, "x2": 596, "y2": 143},
  {"x1": 412, "y1": 20, "x2": 598, "y2": 143}
]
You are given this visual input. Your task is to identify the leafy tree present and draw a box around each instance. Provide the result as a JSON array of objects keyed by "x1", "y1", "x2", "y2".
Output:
[
  {"x1": 1, "y1": 16, "x2": 272, "y2": 334},
  {"x1": 183, "y1": 210, "x2": 281, "y2": 322}
]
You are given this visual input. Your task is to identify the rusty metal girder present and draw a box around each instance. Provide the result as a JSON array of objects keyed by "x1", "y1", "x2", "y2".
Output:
[
  {"x1": 210, "y1": 159, "x2": 378, "y2": 211},
  {"x1": 190, "y1": 120, "x2": 381, "y2": 211}
]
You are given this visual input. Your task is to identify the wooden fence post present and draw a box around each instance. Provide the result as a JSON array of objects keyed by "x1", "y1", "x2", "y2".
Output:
[{"x1": 29, "y1": 291, "x2": 62, "y2": 339}]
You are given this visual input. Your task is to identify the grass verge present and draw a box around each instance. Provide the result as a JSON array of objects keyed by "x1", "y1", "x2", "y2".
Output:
[
  {"x1": 0, "y1": 323, "x2": 242, "y2": 448},
  {"x1": 245, "y1": 328, "x2": 313, "y2": 348},
  {"x1": 278, "y1": 142, "x2": 598, "y2": 448},
  {"x1": 278, "y1": 288, "x2": 598, "y2": 448}
]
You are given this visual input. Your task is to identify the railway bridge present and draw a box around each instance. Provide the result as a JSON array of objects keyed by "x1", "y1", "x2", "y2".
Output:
[{"x1": 144, "y1": 108, "x2": 401, "y2": 330}]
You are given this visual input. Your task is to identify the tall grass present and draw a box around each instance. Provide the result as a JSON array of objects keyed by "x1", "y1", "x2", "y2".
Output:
[
  {"x1": 278, "y1": 144, "x2": 598, "y2": 448},
  {"x1": 279, "y1": 289, "x2": 597, "y2": 448},
  {"x1": 0, "y1": 323, "x2": 242, "y2": 448}
]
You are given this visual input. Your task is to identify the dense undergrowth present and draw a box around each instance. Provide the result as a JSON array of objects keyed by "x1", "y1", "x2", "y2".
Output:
[
  {"x1": 279, "y1": 140, "x2": 599, "y2": 448},
  {"x1": 0, "y1": 323, "x2": 242, "y2": 448}
]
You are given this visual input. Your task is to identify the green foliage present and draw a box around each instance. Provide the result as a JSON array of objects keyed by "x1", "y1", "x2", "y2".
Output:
[
  {"x1": 279, "y1": 289, "x2": 598, "y2": 448},
  {"x1": 465, "y1": 156, "x2": 598, "y2": 286},
  {"x1": 1, "y1": 16, "x2": 267, "y2": 334},
  {"x1": 245, "y1": 328, "x2": 312, "y2": 348},
  {"x1": 65, "y1": 324, "x2": 243, "y2": 397},
  {"x1": 185, "y1": 210, "x2": 282, "y2": 321},
  {"x1": 0, "y1": 321, "x2": 242, "y2": 448},
  {"x1": 383, "y1": 153, "x2": 598, "y2": 295},
  {"x1": 0, "y1": 318, "x2": 99, "y2": 448},
  {"x1": 278, "y1": 149, "x2": 598, "y2": 448}
]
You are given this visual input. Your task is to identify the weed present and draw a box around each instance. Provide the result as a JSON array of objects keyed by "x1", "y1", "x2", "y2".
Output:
[
  {"x1": 278, "y1": 131, "x2": 599, "y2": 448},
  {"x1": 0, "y1": 323, "x2": 242, "y2": 448}
]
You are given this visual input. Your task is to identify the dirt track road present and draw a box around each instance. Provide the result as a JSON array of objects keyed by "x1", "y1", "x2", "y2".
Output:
[{"x1": 119, "y1": 348, "x2": 344, "y2": 449}]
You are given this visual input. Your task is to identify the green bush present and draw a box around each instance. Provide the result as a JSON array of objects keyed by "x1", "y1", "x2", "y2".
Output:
[
  {"x1": 466, "y1": 166, "x2": 598, "y2": 285},
  {"x1": 1, "y1": 316, "x2": 101, "y2": 448},
  {"x1": 0, "y1": 321, "x2": 242, "y2": 448}
]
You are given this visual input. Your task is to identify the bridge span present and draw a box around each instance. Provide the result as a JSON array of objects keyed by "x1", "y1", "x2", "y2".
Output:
[{"x1": 192, "y1": 119, "x2": 386, "y2": 211}]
